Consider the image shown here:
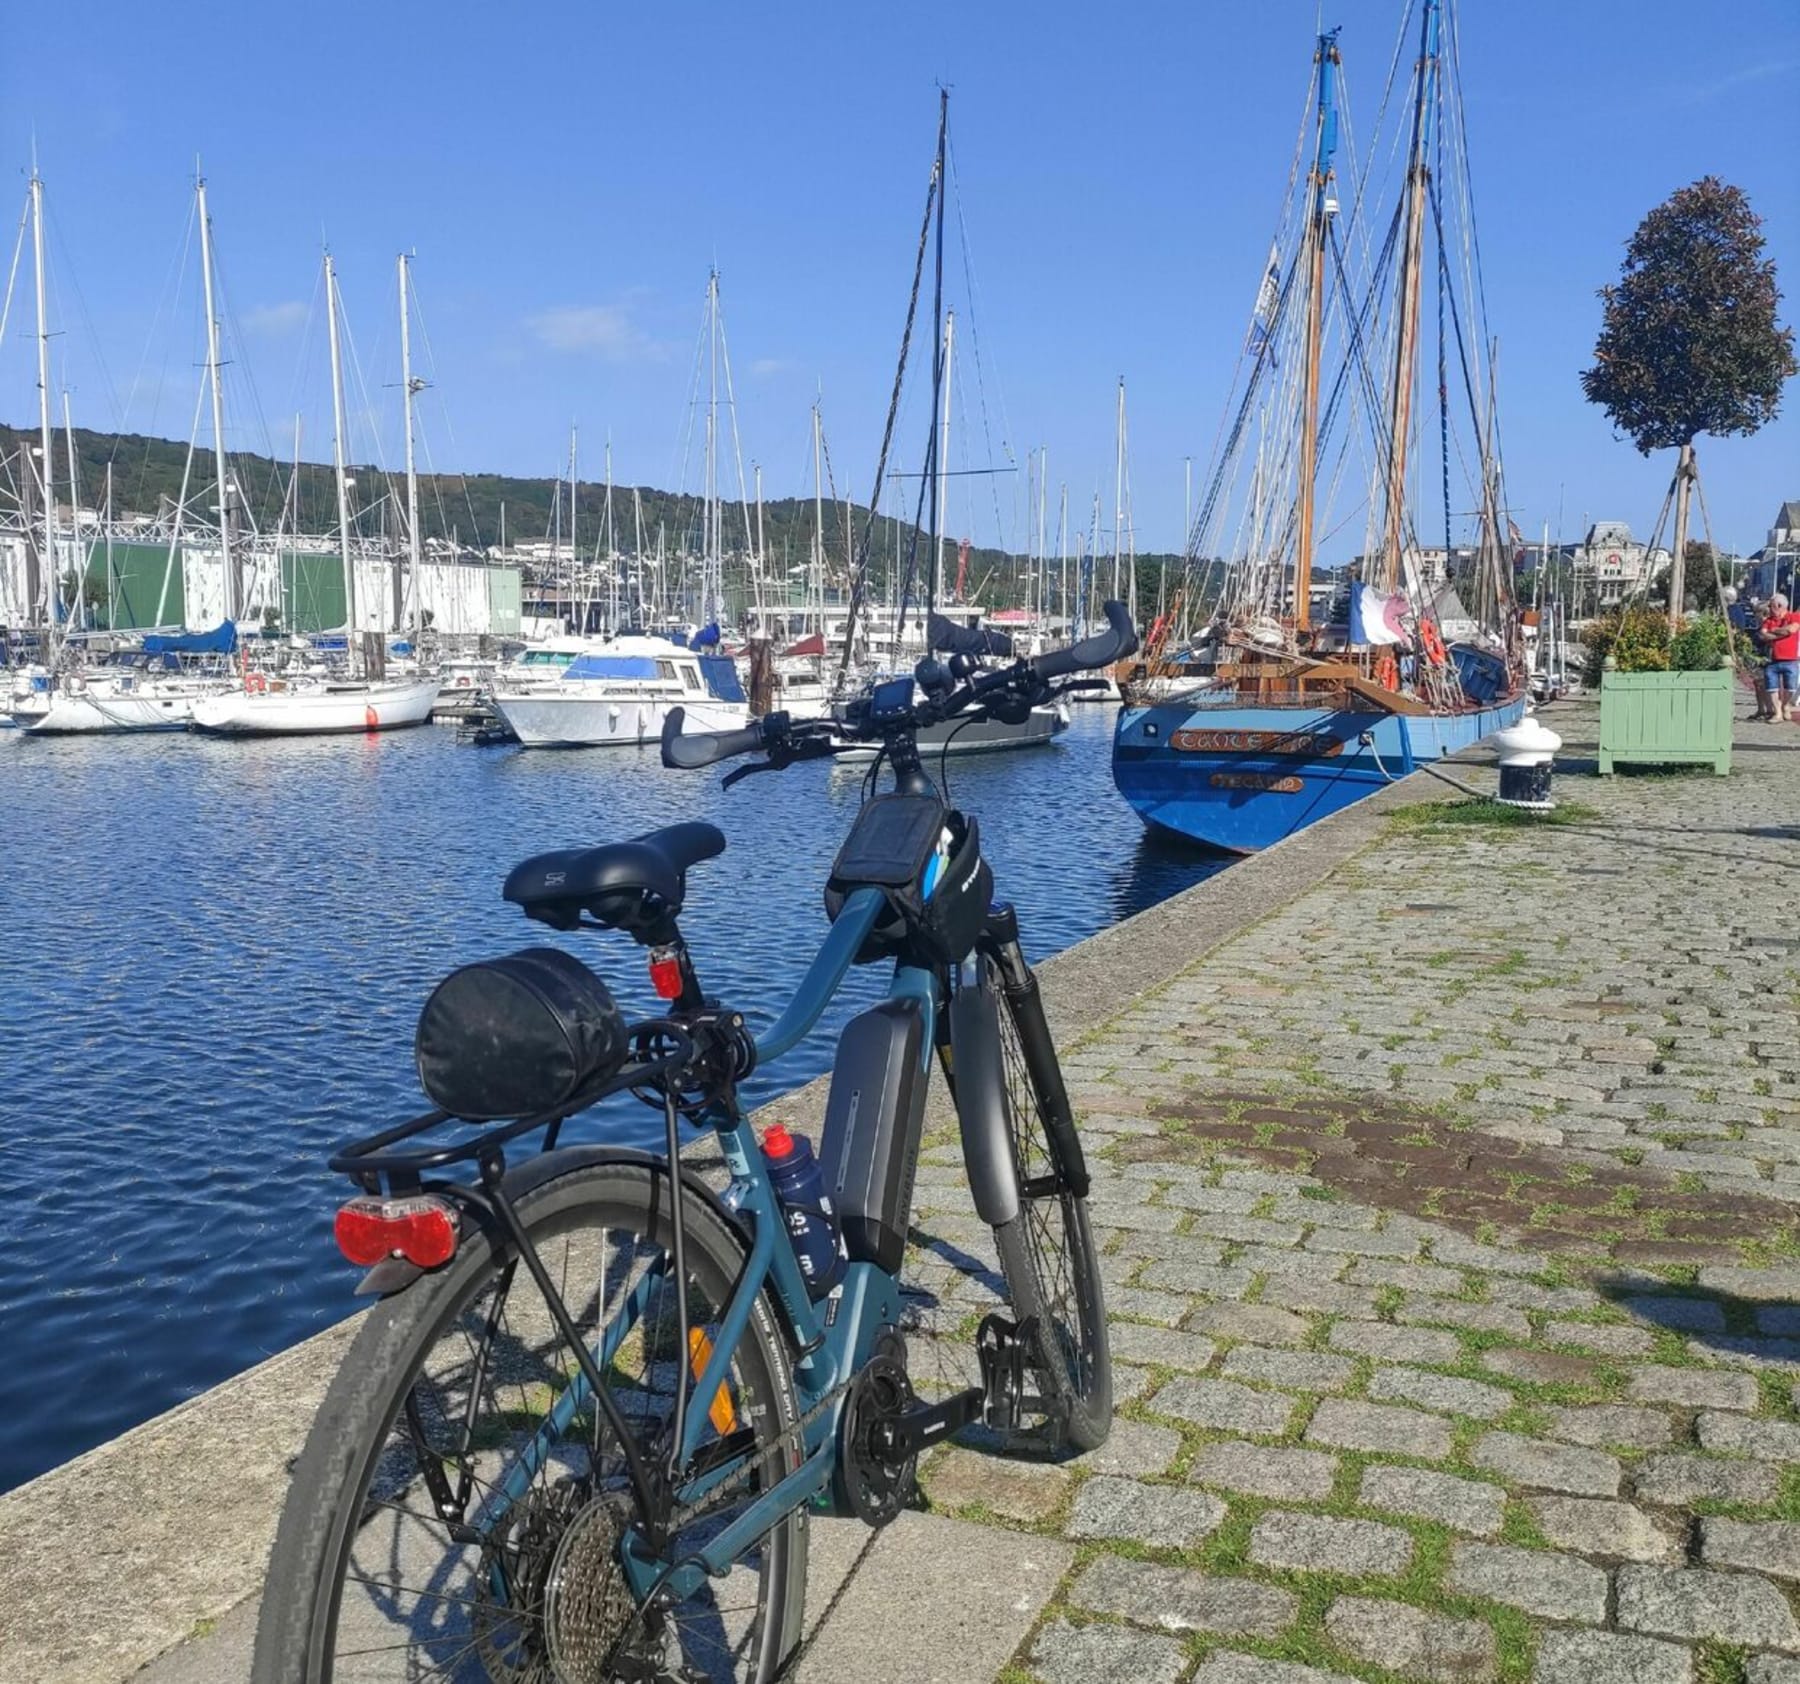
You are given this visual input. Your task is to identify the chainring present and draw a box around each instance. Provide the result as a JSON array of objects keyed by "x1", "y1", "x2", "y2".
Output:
[{"x1": 839, "y1": 1335, "x2": 918, "y2": 1528}]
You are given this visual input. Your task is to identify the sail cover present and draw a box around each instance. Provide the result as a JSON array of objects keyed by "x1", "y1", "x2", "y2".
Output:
[
  {"x1": 927, "y1": 614, "x2": 1013, "y2": 658},
  {"x1": 144, "y1": 620, "x2": 237, "y2": 654}
]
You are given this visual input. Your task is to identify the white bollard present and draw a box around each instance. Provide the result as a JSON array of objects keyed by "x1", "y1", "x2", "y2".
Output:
[{"x1": 1492, "y1": 712, "x2": 1563, "y2": 812}]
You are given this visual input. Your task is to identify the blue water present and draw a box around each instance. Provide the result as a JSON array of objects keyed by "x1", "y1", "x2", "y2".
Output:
[{"x1": 0, "y1": 709, "x2": 1224, "y2": 1493}]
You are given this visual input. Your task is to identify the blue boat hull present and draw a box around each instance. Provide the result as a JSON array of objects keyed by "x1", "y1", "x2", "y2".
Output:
[{"x1": 1111, "y1": 692, "x2": 1527, "y2": 853}]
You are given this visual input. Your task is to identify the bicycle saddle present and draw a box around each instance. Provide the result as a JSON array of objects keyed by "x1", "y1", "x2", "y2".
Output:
[{"x1": 503, "y1": 821, "x2": 726, "y2": 937}]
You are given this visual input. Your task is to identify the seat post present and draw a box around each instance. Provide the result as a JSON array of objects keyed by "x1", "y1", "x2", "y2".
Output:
[{"x1": 637, "y1": 915, "x2": 706, "y2": 1013}]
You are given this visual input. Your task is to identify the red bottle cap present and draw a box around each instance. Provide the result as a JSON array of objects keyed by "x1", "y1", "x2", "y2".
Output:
[{"x1": 762, "y1": 1124, "x2": 796, "y2": 1160}]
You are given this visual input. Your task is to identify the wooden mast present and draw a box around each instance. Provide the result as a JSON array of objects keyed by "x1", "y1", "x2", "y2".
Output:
[
  {"x1": 1294, "y1": 29, "x2": 1341, "y2": 633},
  {"x1": 1379, "y1": 0, "x2": 1441, "y2": 595}
]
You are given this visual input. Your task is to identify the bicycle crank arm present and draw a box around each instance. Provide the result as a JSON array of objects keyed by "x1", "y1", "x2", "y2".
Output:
[{"x1": 871, "y1": 1386, "x2": 985, "y2": 1461}]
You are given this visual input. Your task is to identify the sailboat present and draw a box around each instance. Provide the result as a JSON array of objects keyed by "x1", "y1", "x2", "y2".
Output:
[
  {"x1": 192, "y1": 250, "x2": 438, "y2": 736},
  {"x1": 1112, "y1": 1, "x2": 1525, "y2": 851},
  {"x1": 20, "y1": 171, "x2": 244, "y2": 735}
]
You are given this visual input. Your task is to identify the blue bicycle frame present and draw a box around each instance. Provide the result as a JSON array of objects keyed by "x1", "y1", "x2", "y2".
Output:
[{"x1": 474, "y1": 883, "x2": 939, "y2": 1606}]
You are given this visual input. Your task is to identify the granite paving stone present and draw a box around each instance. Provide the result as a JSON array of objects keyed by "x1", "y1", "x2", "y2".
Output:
[
  {"x1": 1748, "y1": 1660, "x2": 1800, "y2": 1684},
  {"x1": 1150, "y1": 1376, "x2": 1296, "y2": 1436},
  {"x1": 1192, "y1": 1657, "x2": 1361, "y2": 1684},
  {"x1": 1541, "y1": 1404, "x2": 1676, "y2": 1450},
  {"x1": 1067, "y1": 1476, "x2": 1227, "y2": 1548},
  {"x1": 1305, "y1": 1397, "x2": 1455, "y2": 1459},
  {"x1": 1633, "y1": 1452, "x2": 1781, "y2": 1507},
  {"x1": 1025, "y1": 1619, "x2": 1188, "y2": 1684},
  {"x1": 1479, "y1": 1348, "x2": 1602, "y2": 1388},
  {"x1": 1327, "y1": 1321, "x2": 1464, "y2": 1365},
  {"x1": 1626, "y1": 1366, "x2": 1762, "y2": 1411},
  {"x1": 1249, "y1": 1510, "x2": 1414, "y2": 1577},
  {"x1": 1533, "y1": 1630, "x2": 1695, "y2": 1684},
  {"x1": 1105, "y1": 1322, "x2": 1218, "y2": 1372},
  {"x1": 1617, "y1": 1564, "x2": 1800, "y2": 1650},
  {"x1": 1358, "y1": 1465, "x2": 1506, "y2": 1536},
  {"x1": 1701, "y1": 1518, "x2": 1800, "y2": 1582},
  {"x1": 1367, "y1": 1365, "x2": 1512, "y2": 1419},
  {"x1": 1072, "y1": 1417, "x2": 1182, "y2": 1479},
  {"x1": 1190, "y1": 1441, "x2": 1338, "y2": 1501},
  {"x1": 1526, "y1": 1496, "x2": 1684, "y2": 1563},
  {"x1": 1324, "y1": 1596, "x2": 1497, "y2": 1684},
  {"x1": 1696, "y1": 1412, "x2": 1800, "y2": 1461},
  {"x1": 1068, "y1": 1552, "x2": 1297, "y2": 1638},
  {"x1": 1221, "y1": 1347, "x2": 1358, "y2": 1392},
  {"x1": 1446, "y1": 1542, "x2": 1609, "y2": 1623},
  {"x1": 1185, "y1": 1303, "x2": 1313, "y2": 1346},
  {"x1": 1469, "y1": 1432, "x2": 1622, "y2": 1497},
  {"x1": 922, "y1": 1447, "x2": 1071, "y2": 1523}
]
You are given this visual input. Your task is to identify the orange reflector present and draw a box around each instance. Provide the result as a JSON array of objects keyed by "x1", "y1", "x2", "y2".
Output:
[
  {"x1": 334, "y1": 1195, "x2": 459, "y2": 1269},
  {"x1": 687, "y1": 1326, "x2": 738, "y2": 1435}
]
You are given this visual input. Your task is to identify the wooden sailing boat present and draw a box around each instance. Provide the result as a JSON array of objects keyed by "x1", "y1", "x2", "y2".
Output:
[{"x1": 1112, "y1": 0, "x2": 1526, "y2": 851}]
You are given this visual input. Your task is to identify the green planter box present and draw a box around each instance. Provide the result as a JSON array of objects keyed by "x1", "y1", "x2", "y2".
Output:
[{"x1": 1598, "y1": 665, "x2": 1733, "y2": 775}]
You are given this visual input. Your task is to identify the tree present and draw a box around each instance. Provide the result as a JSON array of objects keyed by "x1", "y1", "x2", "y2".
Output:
[
  {"x1": 1673, "y1": 541, "x2": 1722, "y2": 615},
  {"x1": 1581, "y1": 177, "x2": 1796, "y2": 619}
]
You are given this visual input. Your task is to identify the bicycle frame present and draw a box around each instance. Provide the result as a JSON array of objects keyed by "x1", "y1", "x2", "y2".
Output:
[{"x1": 465, "y1": 880, "x2": 943, "y2": 1607}]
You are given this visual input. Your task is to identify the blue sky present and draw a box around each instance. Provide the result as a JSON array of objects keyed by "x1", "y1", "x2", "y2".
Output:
[{"x1": 3, "y1": 0, "x2": 1796, "y2": 558}]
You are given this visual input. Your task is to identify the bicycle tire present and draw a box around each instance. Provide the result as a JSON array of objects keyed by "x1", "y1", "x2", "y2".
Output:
[
  {"x1": 251, "y1": 1159, "x2": 808, "y2": 1684},
  {"x1": 984, "y1": 958, "x2": 1112, "y2": 1453}
]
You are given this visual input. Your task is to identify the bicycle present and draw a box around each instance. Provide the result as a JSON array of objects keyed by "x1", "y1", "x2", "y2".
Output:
[{"x1": 252, "y1": 602, "x2": 1137, "y2": 1683}]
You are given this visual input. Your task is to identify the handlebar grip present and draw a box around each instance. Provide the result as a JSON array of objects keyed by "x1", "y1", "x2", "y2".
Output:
[
  {"x1": 660, "y1": 708, "x2": 770, "y2": 770},
  {"x1": 1033, "y1": 599, "x2": 1139, "y2": 681}
]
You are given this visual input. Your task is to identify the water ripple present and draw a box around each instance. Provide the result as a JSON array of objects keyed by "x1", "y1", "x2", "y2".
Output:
[{"x1": 0, "y1": 710, "x2": 1223, "y2": 1490}]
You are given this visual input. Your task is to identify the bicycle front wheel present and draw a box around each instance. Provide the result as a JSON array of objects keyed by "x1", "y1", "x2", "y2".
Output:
[
  {"x1": 252, "y1": 1159, "x2": 808, "y2": 1684},
  {"x1": 985, "y1": 955, "x2": 1113, "y2": 1453}
]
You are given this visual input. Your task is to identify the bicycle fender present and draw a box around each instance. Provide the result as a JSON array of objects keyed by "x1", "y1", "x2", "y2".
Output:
[{"x1": 948, "y1": 972, "x2": 1020, "y2": 1227}]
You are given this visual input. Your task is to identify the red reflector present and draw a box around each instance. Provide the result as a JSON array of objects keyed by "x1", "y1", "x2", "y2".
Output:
[
  {"x1": 334, "y1": 1196, "x2": 459, "y2": 1269},
  {"x1": 648, "y1": 950, "x2": 684, "y2": 1000}
]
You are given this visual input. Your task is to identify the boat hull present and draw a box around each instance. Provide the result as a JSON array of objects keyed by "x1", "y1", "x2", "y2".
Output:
[
  {"x1": 491, "y1": 692, "x2": 748, "y2": 749},
  {"x1": 190, "y1": 679, "x2": 442, "y2": 736},
  {"x1": 22, "y1": 685, "x2": 228, "y2": 734},
  {"x1": 838, "y1": 704, "x2": 1068, "y2": 761},
  {"x1": 1111, "y1": 694, "x2": 1527, "y2": 852}
]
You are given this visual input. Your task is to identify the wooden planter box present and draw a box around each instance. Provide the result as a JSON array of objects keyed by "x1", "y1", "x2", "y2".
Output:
[{"x1": 1598, "y1": 665, "x2": 1733, "y2": 775}]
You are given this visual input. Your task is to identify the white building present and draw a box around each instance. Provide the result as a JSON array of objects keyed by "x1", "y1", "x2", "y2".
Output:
[
  {"x1": 1747, "y1": 500, "x2": 1800, "y2": 600},
  {"x1": 1571, "y1": 521, "x2": 1670, "y2": 609}
]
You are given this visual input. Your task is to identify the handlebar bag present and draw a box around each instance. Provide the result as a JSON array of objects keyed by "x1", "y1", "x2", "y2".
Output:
[
  {"x1": 415, "y1": 947, "x2": 628, "y2": 1120},
  {"x1": 916, "y1": 811, "x2": 992, "y2": 967},
  {"x1": 824, "y1": 793, "x2": 945, "y2": 962}
]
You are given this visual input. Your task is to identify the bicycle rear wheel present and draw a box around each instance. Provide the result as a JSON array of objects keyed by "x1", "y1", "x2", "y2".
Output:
[
  {"x1": 984, "y1": 955, "x2": 1112, "y2": 1453},
  {"x1": 252, "y1": 1159, "x2": 807, "y2": 1684}
]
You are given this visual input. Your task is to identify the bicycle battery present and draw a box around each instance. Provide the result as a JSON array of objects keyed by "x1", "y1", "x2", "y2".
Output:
[{"x1": 819, "y1": 997, "x2": 927, "y2": 1275}]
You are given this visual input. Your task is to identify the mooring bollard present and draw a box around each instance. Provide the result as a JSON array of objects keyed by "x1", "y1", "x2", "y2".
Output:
[{"x1": 1493, "y1": 712, "x2": 1563, "y2": 812}]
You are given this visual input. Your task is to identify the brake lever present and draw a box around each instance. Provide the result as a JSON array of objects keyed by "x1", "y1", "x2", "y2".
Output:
[{"x1": 719, "y1": 735, "x2": 848, "y2": 789}]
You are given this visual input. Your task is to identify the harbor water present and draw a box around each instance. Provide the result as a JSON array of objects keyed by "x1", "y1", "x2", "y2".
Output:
[{"x1": 0, "y1": 709, "x2": 1224, "y2": 1492}]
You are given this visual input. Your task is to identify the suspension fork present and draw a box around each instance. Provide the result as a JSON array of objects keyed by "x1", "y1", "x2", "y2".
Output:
[{"x1": 979, "y1": 902, "x2": 1089, "y2": 1199}]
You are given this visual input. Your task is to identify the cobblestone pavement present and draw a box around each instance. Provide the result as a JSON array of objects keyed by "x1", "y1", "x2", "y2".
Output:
[{"x1": 905, "y1": 700, "x2": 1800, "y2": 1684}]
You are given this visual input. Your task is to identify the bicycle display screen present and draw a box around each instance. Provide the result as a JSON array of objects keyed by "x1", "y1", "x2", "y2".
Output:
[{"x1": 866, "y1": 677, "x2": 916, "y2": 723}]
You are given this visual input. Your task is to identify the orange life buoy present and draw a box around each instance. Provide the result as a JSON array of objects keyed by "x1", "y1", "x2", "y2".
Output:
[
  {"x1": 1420, "y1": 620, "x2": 1448, "y2": 666},
  {"x1": 246, "y1": 671, "x2": 267, "y2": 694},
  {"x1": 1374, "y1": 651, "x2": 1401, "y2": 692}
]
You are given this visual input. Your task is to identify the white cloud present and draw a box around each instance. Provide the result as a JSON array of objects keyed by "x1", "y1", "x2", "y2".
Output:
[
  {"x1": 243, "y1": 300, "x2": 308, "y2": 336},
  {"x1": 525, "y1": 303, "x2": 663, "y2": 361}
]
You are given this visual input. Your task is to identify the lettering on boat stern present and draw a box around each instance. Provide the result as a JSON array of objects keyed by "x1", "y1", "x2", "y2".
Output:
[
  {"x1": 1209, "y1": 772, "x2": 1305, "y2": 793},
  {"x1": 1169, "y1": 727, "x2": 1344, "y2": 757}
]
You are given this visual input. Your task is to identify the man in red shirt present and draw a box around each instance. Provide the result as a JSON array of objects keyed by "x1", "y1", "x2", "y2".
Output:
[{"x1": 1763, "y1": 593, "x2": 1800, "y2": 722}]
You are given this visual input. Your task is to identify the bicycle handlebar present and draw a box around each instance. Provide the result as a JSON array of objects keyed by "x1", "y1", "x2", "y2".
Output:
[{"x1": 661, "y1": 601, "x2": 1139, "y2": 774}]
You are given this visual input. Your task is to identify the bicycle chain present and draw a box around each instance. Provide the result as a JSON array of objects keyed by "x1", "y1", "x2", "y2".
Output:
[{"x1": 664, "y1": 1376, "x2": 850, "y2": 1532}]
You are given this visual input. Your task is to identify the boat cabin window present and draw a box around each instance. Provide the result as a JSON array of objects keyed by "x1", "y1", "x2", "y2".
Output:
[{"x1": 655, "y1": 659, "x2": 677, "y2": 683}]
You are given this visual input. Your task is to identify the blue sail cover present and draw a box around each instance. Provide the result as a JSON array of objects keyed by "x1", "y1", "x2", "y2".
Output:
[
  {"x1": 699, "y1": 655, "x2": 746, "y2": 703},
  {"x1": 144, "y1": 620, "x2": 237, "y2": 654},
  {"x1": 691, "y1": 623, "x2": 722, "y2": 649},
  {"x1": 565, "y1": 654, "x2": 660, "y2": 681}
]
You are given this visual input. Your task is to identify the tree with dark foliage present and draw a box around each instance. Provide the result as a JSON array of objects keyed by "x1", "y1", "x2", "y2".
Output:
[{"x1": 1582, "y1": 177, "x2": 1795, "y2": 619}]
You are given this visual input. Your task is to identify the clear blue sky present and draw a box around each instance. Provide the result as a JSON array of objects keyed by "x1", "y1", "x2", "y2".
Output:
[{"x1": 4, "y1": 0, "x2": 1796, "y2": 558}]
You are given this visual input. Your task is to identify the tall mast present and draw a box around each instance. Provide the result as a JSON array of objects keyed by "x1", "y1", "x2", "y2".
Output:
[
  {"x1": 568, "y1": 425, "x2": 579, "y2": 634},
  {"x1": 1294, "y1": 29, "x2": 1341, "y2": 630},
  {"x1": 31, "y1": 165, "x2": 56, "y2": 642},
  {"x1": 398, "y1": 252, "x2": 424, "y2": 642},
  {"x1": 934, "y1": 308, "x2": 955, "y2": 607},
  {"x1": 605, "y1": 437, "x2": 617, "y2": 633},
  {"x1": 812, "y1": 401, "x2": 826, "y2": 632},
  {"x1": 1113, "y1": 377, "x2": 1129, "y2": 605},
  {"x1": 1380, "y1": 0, "x2": 1441, "y2": 593},
  {"x1": 752, "y1": 463, "x2": 765, "y2": 632},
  {"x1": 324, "y1": 251, "x2": 357, "y2": 668},
  {"x1": 924, "y1": 88, "x2": 949, "y2": 618},
  {"x1": 62, "y1": 390, "x2": 82, "y2": 630},
  {"x1": 196, "y1": 170, "x2": 236, "y2": 624},
  {"x1": 706, "y1": 268, "x2": 719, "y2": 627}
]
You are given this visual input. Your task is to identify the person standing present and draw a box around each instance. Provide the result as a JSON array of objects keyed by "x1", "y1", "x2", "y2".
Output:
[{"x1": 1762, "y1": 594, "x2": 1800, "y2": 723}]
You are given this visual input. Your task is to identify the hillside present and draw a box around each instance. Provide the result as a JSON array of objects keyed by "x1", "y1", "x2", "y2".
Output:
[{"x1": 2, "y1": 422, "x2": 1193, "y2": 612}]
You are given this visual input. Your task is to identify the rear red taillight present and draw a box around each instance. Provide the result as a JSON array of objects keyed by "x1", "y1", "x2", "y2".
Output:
[
  {"x1": 648, "y1": 946, "x2": 684, "y2": 1000},
  {"x1": 334, "y1": 1195, "x2": 459, "y2": 1269}
]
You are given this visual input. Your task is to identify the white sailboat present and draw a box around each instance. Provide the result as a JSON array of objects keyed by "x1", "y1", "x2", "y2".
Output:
[{"x1": 192, "y1": 249, "x2": 438, "y2": 737}]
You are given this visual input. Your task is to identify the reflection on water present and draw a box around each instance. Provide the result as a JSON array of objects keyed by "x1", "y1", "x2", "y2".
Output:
[{"x1": 0, "y1": 708, "x2": 1225, "y2": 1490}]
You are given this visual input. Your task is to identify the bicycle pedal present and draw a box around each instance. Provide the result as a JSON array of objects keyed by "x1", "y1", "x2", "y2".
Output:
[{"x1": 975, "y1": 1313, "x2": 1035, "y2": 1433}]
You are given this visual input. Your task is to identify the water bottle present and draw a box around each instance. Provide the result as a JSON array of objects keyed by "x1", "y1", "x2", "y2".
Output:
[{"x1": 761, "y1": 1124, "x2": 847, "y2": 1298}]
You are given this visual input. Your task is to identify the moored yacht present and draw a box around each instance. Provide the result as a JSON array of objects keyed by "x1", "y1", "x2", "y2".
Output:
[{"x1": 490, "y1": 635, "x2": 749, "y2": 748}]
